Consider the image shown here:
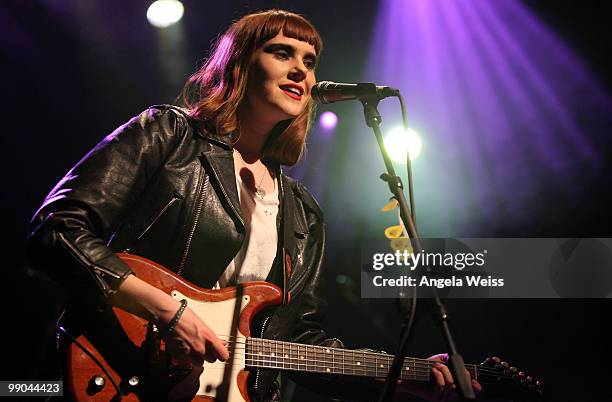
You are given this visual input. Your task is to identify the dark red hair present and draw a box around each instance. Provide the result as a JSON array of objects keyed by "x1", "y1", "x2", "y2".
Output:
[{"x1": 182, "y1": 9, "x2": 323, "y2": 165}]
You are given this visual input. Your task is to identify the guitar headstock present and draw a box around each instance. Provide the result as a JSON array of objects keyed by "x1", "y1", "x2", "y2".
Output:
[{"x1": 478, "y1": 356, "x2": 544, "y2": 399}]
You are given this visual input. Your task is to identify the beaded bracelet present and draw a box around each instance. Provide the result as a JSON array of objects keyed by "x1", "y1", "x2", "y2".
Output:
[{"x1": 160, "y1": 299, "x2": 187, "y2": 338}]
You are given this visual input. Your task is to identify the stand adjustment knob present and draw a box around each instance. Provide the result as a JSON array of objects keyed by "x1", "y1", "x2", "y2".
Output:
[{"x1": 128, "y1": 376, "x2": 139, "y2": 387}]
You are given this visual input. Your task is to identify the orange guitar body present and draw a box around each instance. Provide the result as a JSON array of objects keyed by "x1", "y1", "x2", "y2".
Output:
[{"x1": 65, "y1": 253, "x2": 282, "y2": 401}]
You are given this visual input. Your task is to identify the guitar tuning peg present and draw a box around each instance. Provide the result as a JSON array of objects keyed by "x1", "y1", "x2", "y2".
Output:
[
  {"x1": 492, "y1": 356, "x2": 501, "y2": 364},
  {"x1": 518, "y1": 371, "x2": 525, "y2": 378},
  {"x1": 526, "y1": 376, "x2": 533, "y2": 382},
  {"x1": 501, "y1": 361, "x2": 509, "y2": 369},
  {"x1": 509, "y1": 366, "x2": 517, "y2": 372}
]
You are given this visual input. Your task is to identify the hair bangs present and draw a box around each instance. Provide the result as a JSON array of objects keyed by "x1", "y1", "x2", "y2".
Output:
[{"x1": 255, "y1": 10, "x2": 322, "y2": 54}]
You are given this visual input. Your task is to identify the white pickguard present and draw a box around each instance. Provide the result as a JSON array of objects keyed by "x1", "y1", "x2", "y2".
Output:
[{"x1": 171, "y1": 290, "x2": 250, "y2": 402}]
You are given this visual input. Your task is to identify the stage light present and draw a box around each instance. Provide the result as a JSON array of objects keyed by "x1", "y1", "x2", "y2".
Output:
[
  {"x1": 147, "y1": 0, "x2": 184, "y2": 28},
  {"x1": 319, "y1": 111, "x2": 338, "y2": 129},
  {"x1": 383, "y1": 126, "x2": 422, "y2": 163}
]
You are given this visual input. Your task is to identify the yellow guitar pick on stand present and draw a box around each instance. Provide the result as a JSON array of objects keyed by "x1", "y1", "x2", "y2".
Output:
[{"x1": 381, "y1": 198, "x2": 412, "y2": 253}]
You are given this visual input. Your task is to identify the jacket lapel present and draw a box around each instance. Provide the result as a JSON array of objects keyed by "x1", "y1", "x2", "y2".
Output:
[{"x1": 200, "y1": 144, "x2": 245, "y2": 231}]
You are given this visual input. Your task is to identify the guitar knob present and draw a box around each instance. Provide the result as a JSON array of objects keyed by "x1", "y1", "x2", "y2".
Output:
[{"x1": 87, "y1": 375, "x2": 105, "y2": 394}]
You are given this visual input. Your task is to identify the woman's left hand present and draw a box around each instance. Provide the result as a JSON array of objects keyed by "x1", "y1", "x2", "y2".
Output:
[
  {"x1": 426, "y1": 353, "x2": 482, "y2": 401},
  {"x1": 393, "y1": 353, "x2": 482, "y2": 401}
]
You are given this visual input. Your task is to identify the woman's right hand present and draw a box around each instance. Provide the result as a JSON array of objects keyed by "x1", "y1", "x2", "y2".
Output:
[
  {"x1": 109, "y1": 274, "x2": 229, "y2": 365},
  {"x1": 163, "y1": 303, "x2": 229, "y2": 364}
]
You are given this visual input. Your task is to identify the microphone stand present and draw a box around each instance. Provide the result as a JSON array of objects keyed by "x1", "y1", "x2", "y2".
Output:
[{"x1": 360, "y1": 97, "x2": 475, "y2": 402}]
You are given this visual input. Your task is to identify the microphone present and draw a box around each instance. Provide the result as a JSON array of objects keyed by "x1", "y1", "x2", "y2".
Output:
[{"x1": 311, "y1": 81, "x2": 399, "y2": 104}]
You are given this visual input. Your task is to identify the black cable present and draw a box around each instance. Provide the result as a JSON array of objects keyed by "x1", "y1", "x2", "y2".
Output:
[
  {"x1": 396, "y1": 93, "x2": 417, "y2": 344},
  {"x1": 397, "y1": 94, "x2": 416, "y2": 225}
]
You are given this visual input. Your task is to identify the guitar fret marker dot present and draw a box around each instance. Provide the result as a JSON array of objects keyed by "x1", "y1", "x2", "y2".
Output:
[
  {"x1": 326, "y1": 368, "x2": 330, "y2": 372},
  {"x1": 357, "y1": 362, "x2": 361, "y2": 366},
  {"x1": 326, "y1": 349, "x2": 330, "y2": 353},
  {"x1": 300, "y1": 356, "x2": 304, "y2": 360}
]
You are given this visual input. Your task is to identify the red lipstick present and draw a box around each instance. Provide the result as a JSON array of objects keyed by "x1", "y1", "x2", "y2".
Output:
[{"x1": 279, "y1": 84, "x2": 304, "y2": 100}]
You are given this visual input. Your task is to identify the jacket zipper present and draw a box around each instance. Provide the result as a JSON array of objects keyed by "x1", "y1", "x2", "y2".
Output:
[
  {"x1": 287, "y1": 242, "x2": 308, "y2": 296},
  {"x1": 287, "y1": 269, "x2": 308, "y2": 296},
  {"x1": 58, "y1": 232, "x2": 121, "y2": 294},
  {"x1": 58, "y1": 232, "x2": 121, "y2": 279},
  {"x1": 253, "y1": 315, "x2": 272, "y2": 395},
  {"x1": 177, "y1": 173, "x2": 208, "y2": 275},
  {"x1": 136, "y1": 194, "x2": 181, "y2": 240}
]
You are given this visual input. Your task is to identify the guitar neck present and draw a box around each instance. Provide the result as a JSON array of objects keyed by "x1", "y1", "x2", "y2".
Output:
[{"x1": 245, "y1": 337, "x2": 478, "y2": 382}]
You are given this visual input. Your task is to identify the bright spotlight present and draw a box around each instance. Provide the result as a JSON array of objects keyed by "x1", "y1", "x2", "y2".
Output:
[
  {"x1": 147, "y1": 0, "x2": 184, "y2": 28},
  {"x1": 319, "y1": 111, "x2": 338, "y2": 129},
  {"x1": 383, "y1": 126, "x2": 422, "y2": 163}
]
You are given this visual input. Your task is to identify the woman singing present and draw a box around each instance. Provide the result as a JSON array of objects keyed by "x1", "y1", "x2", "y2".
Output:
[{"x1": 27, "y1": 9, "x2": 477, "y2": 401}]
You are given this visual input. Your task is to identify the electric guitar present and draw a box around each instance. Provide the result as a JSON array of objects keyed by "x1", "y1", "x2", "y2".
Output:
[{"x1": 64, "y1": 253, "x2": 543, "y2": 401}]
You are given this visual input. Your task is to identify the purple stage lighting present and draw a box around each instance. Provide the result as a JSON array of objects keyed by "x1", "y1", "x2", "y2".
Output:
[
  {"x1": 358, "y1": 0, "x2": 611, "y2": 234},
  {"x1": 319, "y1": 111, "x2": 338, "y2": 129}
]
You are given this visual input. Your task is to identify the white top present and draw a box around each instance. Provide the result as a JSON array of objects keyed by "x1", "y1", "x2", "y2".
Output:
[{"x1": 214, "y1": 152, "x2": 279, "y2": 288}]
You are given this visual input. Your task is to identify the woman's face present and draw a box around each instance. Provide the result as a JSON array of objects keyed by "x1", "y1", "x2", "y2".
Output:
[{"x1": 245, "y1": 32, "x2": 317, "y2": 123}]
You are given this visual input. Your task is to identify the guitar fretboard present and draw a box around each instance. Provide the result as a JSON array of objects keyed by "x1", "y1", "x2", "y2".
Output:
[{"x1": 245, "y1": 337, "x2": 479, "y2": 382}]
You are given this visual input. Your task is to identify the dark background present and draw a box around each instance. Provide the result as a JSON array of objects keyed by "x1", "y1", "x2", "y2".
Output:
[{"x1": 1, "y1": 1, "x2": 610, "y2": 401}]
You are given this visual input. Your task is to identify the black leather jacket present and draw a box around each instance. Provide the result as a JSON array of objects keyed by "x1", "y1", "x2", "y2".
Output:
[{"x1": 26, "y1": 105, "x2": 345, "y2": 400}]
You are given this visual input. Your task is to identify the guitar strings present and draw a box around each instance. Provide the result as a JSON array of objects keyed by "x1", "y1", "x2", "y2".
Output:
[
  {"x1": 221, "y1": 336, "x2": 501, "y2": 374},
  {"x1": 195, "y1": 345, "x2": 434, "y2": 375},
  {"x1": 199, "y1": 350, "x2": 506, "y2": 379},
  {"x1": 220, "y1": 334, "x2": 493, "y2": 368},
  {"x1": 188, "y1": 336, "x2": 523, "y2": 379},
  {"x1": 221, "y1": 344, "x2": 511, "y2": 377},
  {"x1": 192, "y1": 351, "x2": 517, "y2": 381},
  {"x1": 195, "y1": 356, "x2": 509, "y2": 383}
]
